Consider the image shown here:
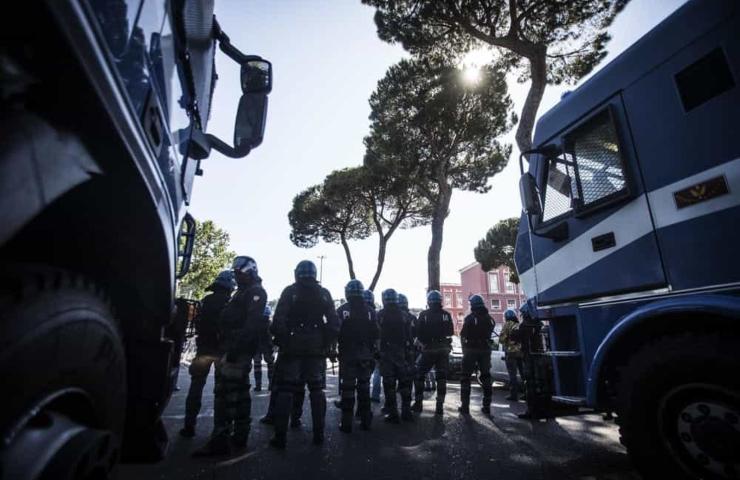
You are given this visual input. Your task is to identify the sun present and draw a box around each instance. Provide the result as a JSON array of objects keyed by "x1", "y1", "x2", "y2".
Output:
[
  {"x1": 462, "y1": 66, "x2": 482, "y2": 85},
  {"x1": 460, "y1": 47, "x2": 494, "y2": 86}
]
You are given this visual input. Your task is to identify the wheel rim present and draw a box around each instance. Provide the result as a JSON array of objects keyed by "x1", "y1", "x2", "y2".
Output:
[
  {"x1": 660, "y1": 384, "x2": 740, "y2": 479},
  {"x1": 1, "y1": 408, "x2": 117, "y2": 480}
]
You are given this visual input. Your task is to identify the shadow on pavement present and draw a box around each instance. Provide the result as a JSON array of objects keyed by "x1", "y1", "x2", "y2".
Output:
[{"x1": 119, "y1": 366, "x2": 639, "y2": 480}]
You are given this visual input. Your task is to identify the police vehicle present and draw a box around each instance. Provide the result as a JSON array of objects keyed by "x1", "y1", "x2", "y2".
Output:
[
  {"x1": 0, "y1": 1, "x2": 271, "y2": 478},
  {"x1": 515, "y1": 1, "x2": 739, "y2": 478}
]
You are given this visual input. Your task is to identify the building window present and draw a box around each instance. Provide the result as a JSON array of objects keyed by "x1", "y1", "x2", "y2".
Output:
[
  {"x1": 488, "y1": 272, "x2": 499, "y2": 293},
  {"x1": 504, "y1": 270, "x2": 516, "y2": 293},
  {"x1": 491, "y1": 299, "x2": 500, "y2": 310},
  {"x1": 456, "y1": 292, "x2": 463, "y2": 307},
  {"x1": 444, "y1": 293, "x2": 452, "y2": 307},
  {"x1": 507, "y1": 299, "x2": 517, "y2": 309}
]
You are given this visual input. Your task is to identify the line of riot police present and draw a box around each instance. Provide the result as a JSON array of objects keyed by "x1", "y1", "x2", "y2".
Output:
[{"x1": 180, "y1": 256, "x2": 516, "y2": 457}]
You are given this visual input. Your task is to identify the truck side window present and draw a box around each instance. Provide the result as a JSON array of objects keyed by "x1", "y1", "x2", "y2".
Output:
[
  {"x1": 541, "y1": 155, "x2": 578, "y2": 222},
  {"x1": 565, "y1": 109, "x2": 627, "y2": 208}
]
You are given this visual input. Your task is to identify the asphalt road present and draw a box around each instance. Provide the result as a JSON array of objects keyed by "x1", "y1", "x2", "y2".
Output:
[{"x1": 119, "y1": 365, "x2": 640, "y2": 480}]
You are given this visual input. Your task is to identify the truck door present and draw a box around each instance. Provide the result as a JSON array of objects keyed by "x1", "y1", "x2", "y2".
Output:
[{"x1": 528, "y1": 95, "x2": 667, "y2": 306}]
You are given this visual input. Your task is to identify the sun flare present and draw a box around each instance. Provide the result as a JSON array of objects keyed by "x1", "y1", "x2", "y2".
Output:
[{"x1": 459, "y1": 47, "x2": 493, "y2": 86}]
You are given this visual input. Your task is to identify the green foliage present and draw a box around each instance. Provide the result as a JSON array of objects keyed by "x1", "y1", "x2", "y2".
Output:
[
  {"x1": 474, "y1": 217, "x2": 520, "y2": 283},
  {"x1": 289, "y1": 167, "x2": 372, "y2": 249},
  {"x1": 177, "y1": 219, "x2": 236, "y2": 299},
  {"x1": 362, "y1": 0, "x2": 628, "y2": 84},
  {"x1": 365, "y1": 57, "x2": 512, "y2": 199},
  {"x1": 362, "y1": 0, "x2": 629, "y2": 152},
  {"x1": 288, "y1": 163, "x2": 432, "y2": 287},
  {"x1": 365, "y1": 56, "x2": 512, "y2": 290}
]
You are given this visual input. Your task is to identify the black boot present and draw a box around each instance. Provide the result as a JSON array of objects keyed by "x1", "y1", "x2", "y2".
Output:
[
  {"x1": 401, "y1": 407, "x2": 414, "y2": 422},
  {"x1": 269, "y1": 433, "x2": 286, "y2": 450},
  {"x1": 360, "y1": 409, "x2": 373, "y2": 430},
  {"x1": 309, "y1": 390, "x2": 326, "y2": 445},
  {"x1": 259, "y1": 414, "x2": 274, "y2": 425},
  {"x1": 458, "y1": 405, "x2": 470, "y2": 414},
  {"x1": 179, "y1": 425, "x2": 195, "y2": 438},
  {"x1": 482, "y1": 390, "x2": 492, "y2": 416},
  {"x1": 340, "y1": 409, "x2": 353, "y2": 433},
  {"x1": 384, "y1": 410, "x2": 400, "y2": 424},
  {"x1": 435, "y1": 399, "x2": 444, "y2": 415},
  {"x1": 411, "y1": 399, "x2": 423, "y2": 412}
]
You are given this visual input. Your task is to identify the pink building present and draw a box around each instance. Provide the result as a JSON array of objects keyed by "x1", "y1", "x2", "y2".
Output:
[
  {"x1": 440, "y1": 283, "x2": 465, "y2": 333},
  {"x1": 459, "y1": 262, "x2": 527, "y2": 325}
]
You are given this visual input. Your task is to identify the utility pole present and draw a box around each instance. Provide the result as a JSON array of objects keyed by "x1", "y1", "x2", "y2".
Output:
[{"x1": 317, "y1": 255, "x2": 326, "y2": 284}]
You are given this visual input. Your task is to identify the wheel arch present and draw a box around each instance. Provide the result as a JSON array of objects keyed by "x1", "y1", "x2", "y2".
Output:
[{"x1": 586, "y1": 294, "x2": 740, "y2": 407}]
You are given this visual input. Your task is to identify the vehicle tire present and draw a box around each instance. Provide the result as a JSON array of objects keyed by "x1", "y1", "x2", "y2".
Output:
[
  {"x1": 616, "y1": 333, "x2": 740, "y2": 480},
  {"x1": 0, "y1": 266, "x2": 126, "y2": 480}
]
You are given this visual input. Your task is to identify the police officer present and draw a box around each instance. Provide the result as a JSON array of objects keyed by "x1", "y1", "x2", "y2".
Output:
[
  {"x1": 397, "y1": 293, "x2": 418, "y2": 403},
  {"x1": 337, "y1": 279, "x2": 379, "y2": 432},
  {"x1": 269, "y1": 260, "x2": 339, "y2": 448},
  {"x1": 412, "y1": 290, "x2": 454, "y2": 415},
  {"x1": 365, "y1": 290, "x2": 383, "y2": 404},
  {"x1": 459, "y1": 295, "x2": 494, "y2": 415},
  {"x1": 516, "y1": 303, "x2": 553, "y2": 419},
  {"x1": 377, "y1": 289, "x2": 414, "y2": 423},
  {"x1": 253, "y1": 305, "x2": 275, "y2": 391},
  {"x1": 181, "y1": 271, "x2": 235, "y2": 438},
  {"x1": 193, "y1": 256, "x2": 267, "y2": 456},
  {"x1": 500, "y1": 308, "x2": 524, "y2": 401}
]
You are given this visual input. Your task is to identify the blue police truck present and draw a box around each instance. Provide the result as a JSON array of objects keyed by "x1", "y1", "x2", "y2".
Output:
[
  {"x1": 0, "y1": 1, "x2": 271, "y2": 477},
  {"x1": 515, "y1": 1, "x2": 739, "y2": 478}
]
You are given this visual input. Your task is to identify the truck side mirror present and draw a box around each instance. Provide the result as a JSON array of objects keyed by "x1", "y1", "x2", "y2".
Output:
[
  {"x1": 184, "y1": 18, "x2": 272, "y2": 160},
  {"x1": 520, "y1": 172, "x2": 569, "y2": 241},
  {"x1": 206, "y1": 93, "x2": 267, "y2": 158},
  {"x1": 519, "y1": 172, "x2": 542, "y2": 217}
]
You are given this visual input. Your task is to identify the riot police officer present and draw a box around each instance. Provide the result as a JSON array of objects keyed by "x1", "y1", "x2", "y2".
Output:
[
  {"x1": 397, "y1": 293, "x2": 418, "y2": 403},
  {"x1": 337, "y1": 280, "x2": 379, "y2": 432},
  {"x1": 365, "y1": 290, "x2": 383, "y2": 404},
  {"x1": 253, "y1": 305, "x2": 275, "y2": 391},
  {"x1": 500, "y1": 308, "x2": 524, "y2": 401},
  {"x1": 517, "y1": 302, "x2": 553, "y2": 420},
  {"x1": 377, "y1": 289, "x2": 414, "y2": 423},
  {"x1": 269, "y1": 260, "x2": 339, "y2": 448},
  {"x1": 193, "y1": 256, "x2": 267, "y2": 456},
  {"x1": 412, "y1": 290, "x2": 454, "y2": 415},
  {"x1": 181, "y1": 270, "x2": 235, "y2": 438},
  {"x1": 459, "y1": 295, "x2": 494, "y2": 415}
]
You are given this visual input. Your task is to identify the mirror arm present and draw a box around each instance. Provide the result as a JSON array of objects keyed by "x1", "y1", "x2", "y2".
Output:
[
  {"x1": 212, "y1": 17, "x2": 262, "y2": 65},
  {"x1": 206, "y1": 133, "x2": 251, "y2": 159}
]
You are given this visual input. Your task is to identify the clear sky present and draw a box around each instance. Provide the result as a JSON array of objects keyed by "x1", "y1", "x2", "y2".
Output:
[{"x1": 189, "y1": 0, "x2": 688, "y2": 308}]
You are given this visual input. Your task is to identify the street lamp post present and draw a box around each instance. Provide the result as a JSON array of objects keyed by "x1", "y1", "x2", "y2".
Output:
[{"x1": 317, "y1": 255, "x2": 326, "y2": 284}]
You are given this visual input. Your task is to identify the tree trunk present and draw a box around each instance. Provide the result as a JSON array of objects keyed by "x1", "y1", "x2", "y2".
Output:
[
  {"x1": 340, "y1": 235, "x2": 356, "y2": 280},
  {"x1": 514, "y1": 49, "x2": 547, "y2": 154},
  {"x1": 427, "y1": 189, "x2": 452, "y2": 292},
  {"x1": 368, "y1": 234, "x2": 387, "y2": 291}
]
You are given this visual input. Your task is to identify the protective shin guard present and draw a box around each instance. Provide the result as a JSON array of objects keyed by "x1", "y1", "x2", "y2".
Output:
[
  {"x1": 460, "y1": 379, "x2": 471, "y2": 409},
  {"x1": 273, "y1": 392, "x2": 293, "y2": 437},
  {"x1": 309, "y1": 390, "x2": 326, "y2": 439},
  {"x1": 413, "y1": 378, "x2": 425, "y2": 403}
]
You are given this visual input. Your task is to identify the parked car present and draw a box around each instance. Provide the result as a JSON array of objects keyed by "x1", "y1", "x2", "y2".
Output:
[
  {"x1": 448, "y1": 335, "x2": 464, "y2": 380},
  {"x1": 490, "y1": 325, "x2": 523, "y2": 385}
]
